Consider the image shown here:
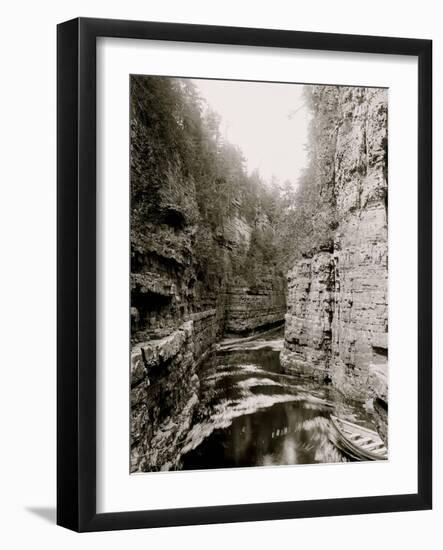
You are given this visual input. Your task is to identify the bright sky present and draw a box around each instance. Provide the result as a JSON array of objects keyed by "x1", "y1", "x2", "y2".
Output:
[{"x1": 191, "y1": 78, "x2": 311, "y2": 187}]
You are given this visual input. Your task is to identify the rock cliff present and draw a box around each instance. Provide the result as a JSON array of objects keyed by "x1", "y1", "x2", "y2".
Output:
[
  {"x1": 282, "y1": 87, "x2": 388, "y2": 427},
  {"x1": 131, "y1": 312, "x2": 218, "y2": 472},
  {"x1": 130, "y1": 76, "x2": 287, "y2": 471},
  {"x1": 224, "y1": 276, "x2": 286, "y2": 335}
]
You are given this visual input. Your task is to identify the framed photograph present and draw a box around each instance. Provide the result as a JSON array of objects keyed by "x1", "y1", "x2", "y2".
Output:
[{"x1": 57, "y1": 17, "x2": 432, "y2": 532}]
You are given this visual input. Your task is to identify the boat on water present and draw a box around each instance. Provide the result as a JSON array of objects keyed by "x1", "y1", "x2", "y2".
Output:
[{"x1": 329, "y1": 415, "x2": 388, "y2": 461}]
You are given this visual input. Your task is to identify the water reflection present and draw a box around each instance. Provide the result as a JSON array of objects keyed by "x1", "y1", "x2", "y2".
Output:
[{"x1": 179, "y1": 334, "x2": 375, "y2": 470}]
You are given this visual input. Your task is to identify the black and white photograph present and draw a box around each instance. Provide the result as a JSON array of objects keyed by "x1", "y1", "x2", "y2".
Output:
[
  {"x1": 0, "y1": 0, "x2": 437, "y2": 543},
  {"x1": 130, "y1": 75, "x2": 389, "y2": 473}
]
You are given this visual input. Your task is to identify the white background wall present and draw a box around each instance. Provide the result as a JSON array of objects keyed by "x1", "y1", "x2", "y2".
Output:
[{"x1": 0, "y1": 0, "x2": 440, "y2": 547}]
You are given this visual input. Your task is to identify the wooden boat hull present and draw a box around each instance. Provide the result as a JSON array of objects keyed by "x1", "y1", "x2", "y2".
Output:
[{"x1": 329, "y1": 415, "x2": 388, "y2": 461}]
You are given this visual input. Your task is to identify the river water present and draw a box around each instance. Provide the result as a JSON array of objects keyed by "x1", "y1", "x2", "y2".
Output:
[{"x1": 178, "y1": 329, "x2": 376, "y2": 470}]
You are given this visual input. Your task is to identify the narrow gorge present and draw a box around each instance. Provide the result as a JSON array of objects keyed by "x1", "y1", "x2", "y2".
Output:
[{"x1": 130, "y1": 76, "x2": 388, "y2": 472}]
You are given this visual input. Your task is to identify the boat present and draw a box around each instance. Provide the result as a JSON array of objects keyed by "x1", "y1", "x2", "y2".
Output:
[{"x1": 329, "y1": 415, "x2": 388, "y2": 461}]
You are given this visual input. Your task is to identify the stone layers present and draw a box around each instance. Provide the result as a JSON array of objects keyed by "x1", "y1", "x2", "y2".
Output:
[
  {"x1": 130, "y1": 77, "x2": 287, "y2": 471},
  {"x1": 131, "y1": 211, "x2": 286, "y2": 471},
  {"x1": 224, "y1": 279, "x2": 286, "y2": 335},
  {"x1": 282, "y1": 87, "x2": 388, "y2": 440},
  {"x1": 281, "y1": 252, "x2": 335, "y2": 380},
  {"x1": 131, "y1": 309, "x2": 217, "y2": 472}
]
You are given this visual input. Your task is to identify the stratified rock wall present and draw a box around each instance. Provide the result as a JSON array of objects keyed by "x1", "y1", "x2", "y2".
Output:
[
  {"x1": 131, "y1": 309, "x2": 218, "y2": 472},
  {"x1": 220, "y1": 210, "x2": 252, "y2": 252},
  {"x1": 224, "y1": 276, "x2": 286, "y2": 335},
  {"x1": 282, "y1": 87, "x2": 388, "y2": 406},
  {"x1": 130, "y1": 76, "x2": 287, "y2": 471},
  {"x1": 130, "y1": 197, "x2": 286, "y2": 470},
  {"x1": 222, "y1": 207, "x2": 286, "y2": 335},
  {"x1": 280, "y1": 252, "x2": 334, "y2": 379}
]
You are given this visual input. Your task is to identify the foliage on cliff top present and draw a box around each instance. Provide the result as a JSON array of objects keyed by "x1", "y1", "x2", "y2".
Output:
[
  {"x1": 275, "y1": 86, "x2": 340, "y2": 267},
  {"x1": 131, "y1": 75, "x2": 285, "y2": 291}
]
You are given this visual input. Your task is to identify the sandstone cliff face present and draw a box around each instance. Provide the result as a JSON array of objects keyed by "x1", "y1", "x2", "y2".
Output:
[
  {"x1": 130, "y1": 199, "x2": 219, "y2": 471},
  {"x1": 282, "y1": 87, "x2": 388, "y2": 414},
  {"x1": 129, "y1": 76, "x2": 290, "y2": 470},
  {"x1": 281, "y1": 252, "x2": 334, "y2": 379},
  {"x1": 130, "y1": 198, "x2": 286, "y2": 470},
  {"x1": 222, "y1": 207, "x2": 286, "y2": 335},
  {"x1": 131, "y1": 311, "x2": 218, "y2": 472},
  {"x1": 224, "y1": 276, "x2": 286, "y2": 335},
  {"x1": 219, "y1": 209, "x2": 252, "y2": 252}
]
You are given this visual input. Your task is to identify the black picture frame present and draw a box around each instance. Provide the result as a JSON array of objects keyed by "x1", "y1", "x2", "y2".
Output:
[{"x1": 57, "y1": 17, "x2": 432, "y2": 532}]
